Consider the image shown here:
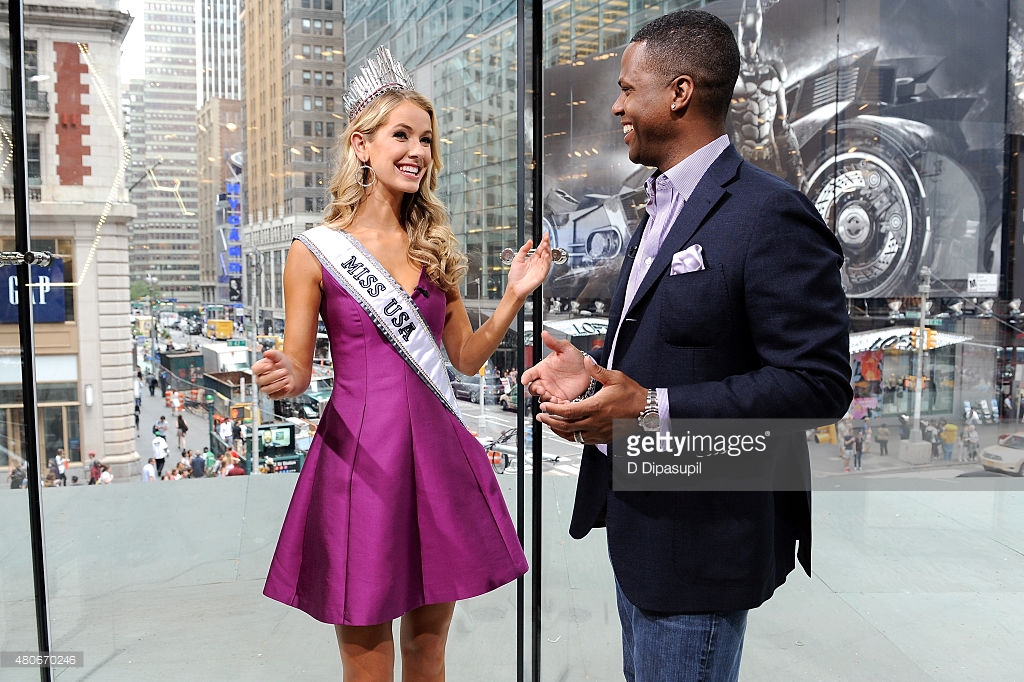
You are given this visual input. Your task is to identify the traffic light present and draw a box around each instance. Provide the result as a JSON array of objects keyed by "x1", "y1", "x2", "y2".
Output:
[
  {"x1": 925, "y1": 328, "x2": 938, "y2": 350},
  {"x1": 908, "y1": 327, "x2": 919, "y2": 349}
]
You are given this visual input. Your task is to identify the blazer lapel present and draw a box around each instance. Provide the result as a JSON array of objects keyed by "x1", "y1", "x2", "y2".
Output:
[
  {"x1": 602, "y1": 212, "x2": 648, "y2": 362},
  {"x1": 622, "y1": 147, "x2": 742, "y2": 320}
]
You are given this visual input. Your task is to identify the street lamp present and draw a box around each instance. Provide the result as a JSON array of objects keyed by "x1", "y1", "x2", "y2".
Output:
[
  {"x1": 145, "y1": 274, "x2": 159, "y2": 374},
  {"x1": 910, "y1": 267, "x2": 931, "y2": 442},
  {"x1": 205, "y1": 393, "x2": 216, "y2": 453}
]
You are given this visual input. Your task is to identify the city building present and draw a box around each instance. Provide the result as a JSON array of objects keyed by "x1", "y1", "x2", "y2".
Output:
[
  {"x1": 197, "y1": 98, "x2": 244, "y2": 304},
  {"x1": 126, "y1": 0, "x2": 201, "y2": 306},
  {"x1": 241, "y1": 0, "x2": 344, "y2": 334},
  {"x1": 0, "y1": 0, "x2": 136, "y2": 472}
]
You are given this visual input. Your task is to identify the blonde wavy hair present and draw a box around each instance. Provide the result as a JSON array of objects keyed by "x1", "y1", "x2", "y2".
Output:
[{"x1": 323, "y1": 90, "x2": 467, "y2": 292}]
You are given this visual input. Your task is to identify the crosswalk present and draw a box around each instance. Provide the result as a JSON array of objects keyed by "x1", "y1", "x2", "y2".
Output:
[{"x1": 471, "y1": 411, "x2": 583, "y2": 477}]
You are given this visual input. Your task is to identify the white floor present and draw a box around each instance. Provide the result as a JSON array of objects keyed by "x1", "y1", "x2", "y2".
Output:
[{"x1": 1, "y1": 475, "x2": 1022, "y2": 680}]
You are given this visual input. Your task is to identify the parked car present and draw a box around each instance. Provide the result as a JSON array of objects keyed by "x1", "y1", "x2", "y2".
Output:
[
  {"x1": 449, "y1": 368, "x2": 505, "y2": 405},
  {"x1": 978, "y1": 432, "x2": 1024, "y2": 476},
  {"x1": 498, "y1": 384, "x2": 519, "y2": 412},
  {"x1": 498, "y1": 384, "x2": 537, "y2": 413}
]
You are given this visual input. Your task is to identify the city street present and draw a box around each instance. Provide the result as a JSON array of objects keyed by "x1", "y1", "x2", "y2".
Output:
[{"x1": 130, "y1": 324, "x2": 1024, "y2": 487}]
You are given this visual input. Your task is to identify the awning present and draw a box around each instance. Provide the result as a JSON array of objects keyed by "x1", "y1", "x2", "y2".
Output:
[
  {"x1": 849, "y1": 326, "x2": 973, "y2": 355},
  {"x1": 524, "y1": 317, "x2": 609, "y2": 345}
]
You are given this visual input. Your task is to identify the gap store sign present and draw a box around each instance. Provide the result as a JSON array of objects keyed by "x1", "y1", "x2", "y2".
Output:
[{"x1": 0, "y1": 259, "x2": 66, "y2": 323}]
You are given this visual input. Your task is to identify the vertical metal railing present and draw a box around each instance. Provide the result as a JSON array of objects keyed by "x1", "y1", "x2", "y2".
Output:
[
  {"x1": 516, "y1": 0, "x2": 545, "y2": 679},
  {"x1": 7, "y1": 0, "x2": 53, "y2": 680}
]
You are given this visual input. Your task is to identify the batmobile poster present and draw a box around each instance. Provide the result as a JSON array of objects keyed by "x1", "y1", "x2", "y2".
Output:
[{"x1": 541, "y1": 0, "x2": 1007, "y2": 305}]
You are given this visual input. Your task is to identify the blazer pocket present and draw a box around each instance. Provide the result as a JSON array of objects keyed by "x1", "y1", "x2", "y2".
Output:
[{"x1": 657, "y1": 263, "x2": 729, "y2": 348}]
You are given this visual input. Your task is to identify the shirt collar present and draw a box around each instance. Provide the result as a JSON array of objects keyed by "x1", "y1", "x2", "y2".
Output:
[{"x1": 644, "y1": 134, "x2": 731, "y2": 210}]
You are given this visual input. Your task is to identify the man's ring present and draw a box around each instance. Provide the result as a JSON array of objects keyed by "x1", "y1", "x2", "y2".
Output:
[{"x1": 574, "y1": 431, "x2": 584, "y2": 445}]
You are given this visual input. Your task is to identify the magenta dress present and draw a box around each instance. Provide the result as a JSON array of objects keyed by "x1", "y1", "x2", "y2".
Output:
[{"x1": 263, "y1": 258, "x2": 528, "y2": 626}]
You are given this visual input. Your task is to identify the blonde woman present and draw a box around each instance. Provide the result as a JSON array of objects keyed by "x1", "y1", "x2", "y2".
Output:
[{"x1": 252, "y1": 47, "x2": 549, "y2": 680}]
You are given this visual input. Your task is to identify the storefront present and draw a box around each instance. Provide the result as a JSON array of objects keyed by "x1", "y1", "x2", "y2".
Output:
[{"x1": 849, "y1": 326, "x2": 979, "y2": 421}]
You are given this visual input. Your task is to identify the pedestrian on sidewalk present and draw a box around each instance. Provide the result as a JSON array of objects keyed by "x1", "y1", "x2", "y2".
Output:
[
  {"x1": 54, "y1": 447, "x2": 68, "y2": 487},
  {"x1": 153, "y1": 415, "x2": 169, "y2": 440},
  {"x1": 87, "y1": 451, "x2": 101, "y2": 485},
  {"x1": 853, "y1": 429, "x2": 864, "y2": 471},
  {"x1": 962, "y1": 424, "x2": 979, "y2": 462},
  {"x1": 142, "y1": 457, "x2": 157, "y2": 482},
  {"x1": 842, "y1": 429, "x2": 855, "y2": 472},
  {"x1": 940, "y1": 421, "x2": 957, "y2": 462},
  {"x1": 176, "y1": 413, "x2": 189, "y2": 453},
  {"x1": 151, "y1": 434, "x2": 169, "y2": 477},
  {"x1": 875, "y1": 423, "x2": 890, "y2": 456}
]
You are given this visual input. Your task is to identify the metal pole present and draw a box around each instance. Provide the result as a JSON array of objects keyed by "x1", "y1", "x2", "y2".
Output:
[
  {"x1": 206, "y1": 395, "x2": 215, "y2": 454},
  {"x1": 514, "y1": 1, "x2": 528, "y2": 678},
  {"x1": 8, "y1": 0, "x2": 53, "y2": 677},
  {"x1": 910, "y1": 267, "x2": 931, "y2": 441},
  {"x1": 529, "y1": 0, "x2": 544, "y2": 677},
  {"x1": 248, "y1": 252, "x2": 261, "y2": 473}
]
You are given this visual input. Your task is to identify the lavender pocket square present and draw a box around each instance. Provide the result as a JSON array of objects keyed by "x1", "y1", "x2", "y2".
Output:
[{"x1": 670, "y1": 244, "x2": 705, "y2": 275}]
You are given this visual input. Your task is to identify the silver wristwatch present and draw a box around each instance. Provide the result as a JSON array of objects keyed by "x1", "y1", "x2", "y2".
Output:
[{"x1": 638, "y1": 388, "x2": 660, "y2": 432}]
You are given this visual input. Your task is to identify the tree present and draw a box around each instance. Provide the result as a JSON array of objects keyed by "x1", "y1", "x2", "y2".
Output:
[{"x1": 130, "y1": 279, "x2": 161, "y2": 301}]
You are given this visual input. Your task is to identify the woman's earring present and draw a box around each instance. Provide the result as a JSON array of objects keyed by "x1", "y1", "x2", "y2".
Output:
[
  {"x1": 357, "y1": 162, "x2": 377, "y2": 188},
  {"x1": 671, "y1": 103, "x2": 677, "y2": 110}
]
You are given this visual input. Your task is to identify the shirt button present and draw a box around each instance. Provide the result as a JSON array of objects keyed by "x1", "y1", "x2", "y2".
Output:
[{"x1": 645, "y1": 257, "x2": 653, "y2": 265}]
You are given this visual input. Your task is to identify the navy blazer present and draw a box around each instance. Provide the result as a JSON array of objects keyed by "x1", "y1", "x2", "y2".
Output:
[{"x1": 570, "y1": 146, "x2": 852, "y2": 613}]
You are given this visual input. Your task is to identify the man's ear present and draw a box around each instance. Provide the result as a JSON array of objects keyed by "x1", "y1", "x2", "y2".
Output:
[{"x1": 671, "y1": 74, "x2": 695, "y2": 110}]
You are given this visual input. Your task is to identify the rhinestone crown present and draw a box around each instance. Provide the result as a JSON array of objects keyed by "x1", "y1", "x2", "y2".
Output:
[{"x1": 342, "y1": 46, "x2": 415, "y2": 122}]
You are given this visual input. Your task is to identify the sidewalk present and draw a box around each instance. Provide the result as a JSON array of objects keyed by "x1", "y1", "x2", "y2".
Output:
[
  {"x1": 131, "y1": 380, "x2": 219, "y2": 478},
  {"x1": 808, "y1": 420, "x2": 1017, "y2": 479}
]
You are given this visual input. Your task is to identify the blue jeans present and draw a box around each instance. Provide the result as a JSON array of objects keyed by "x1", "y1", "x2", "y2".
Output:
[{"x1": 615, "y1": 577, "x2": 748, "y2": 682}]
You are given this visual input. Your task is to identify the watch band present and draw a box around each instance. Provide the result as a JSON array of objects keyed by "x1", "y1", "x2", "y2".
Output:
[{"x1": 638, "y1": 388, "x2": 659, "y2": 430}]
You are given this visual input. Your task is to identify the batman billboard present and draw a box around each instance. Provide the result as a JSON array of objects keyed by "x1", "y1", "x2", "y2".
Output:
[{"x1": 542, "y1": 0, "x2": 1007, "y2": 304}]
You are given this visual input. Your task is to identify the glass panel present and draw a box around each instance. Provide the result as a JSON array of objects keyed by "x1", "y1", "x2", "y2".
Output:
[
  {"x1": 2, "y1": 0, "x2": 1022, "y2": 679},
  {"x1": 537, "y1": 0, "x2": 1023, "y2": 680}
]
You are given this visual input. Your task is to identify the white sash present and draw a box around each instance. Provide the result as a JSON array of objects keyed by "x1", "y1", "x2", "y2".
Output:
[{"x1": 297, "y1": 225, "x2": 465, "y2": 425}]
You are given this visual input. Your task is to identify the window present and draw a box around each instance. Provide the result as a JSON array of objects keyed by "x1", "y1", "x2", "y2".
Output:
[
  {"x1": 25, "y1": 39, "x2": 38, "y2": 100},
  {"x1": 326, "y1": 97, "x2": 335, "y2": 112},
  {"x1": 303, "y1": 96, "x2": 312, "y2": 111},
  {"x1": 302, "y1": 71, "x2": 311, "y2": 86},
  {"x1": 325, "y1": 20, "x2": 334, "y2": 36},
  {"x1": 301, "y1": 18, "x2": 311, "y2": 33},
  {"x1": 325, "y1": 72, "x2": 334, "y2": 87},
  {"x1": 303, "y1": 121, "x2": 312, "y2": 136},
  {"x1": 27, "y1": 133, "x2": 41, "y2": 186},
  {"x1": 326, "y1": 122, "x2": 334, "y2": 137}
]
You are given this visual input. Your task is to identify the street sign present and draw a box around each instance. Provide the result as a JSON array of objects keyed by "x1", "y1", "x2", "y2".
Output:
[
  {"x1": 227, "y1": 339, "x2": 246, "y2": 347},
  {"x1": 966, "y1": 273, "x2": 999, "y2": 294}
]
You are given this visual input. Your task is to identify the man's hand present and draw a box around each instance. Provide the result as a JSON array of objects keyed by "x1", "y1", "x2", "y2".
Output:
[
  {"x1": 536, "y1": 357, "x2": 648, "y2": 445},
  {"x1": 521, "y1": 330, "x2": 592, "y2": 403},
  {"x1": 252, "y1": 349, "x2": 299, "y2": 400}
]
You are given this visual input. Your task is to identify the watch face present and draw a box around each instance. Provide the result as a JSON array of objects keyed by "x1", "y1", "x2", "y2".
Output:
[{"x1": 641, "y1": 412, "x2": 660, "y2": 431}]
